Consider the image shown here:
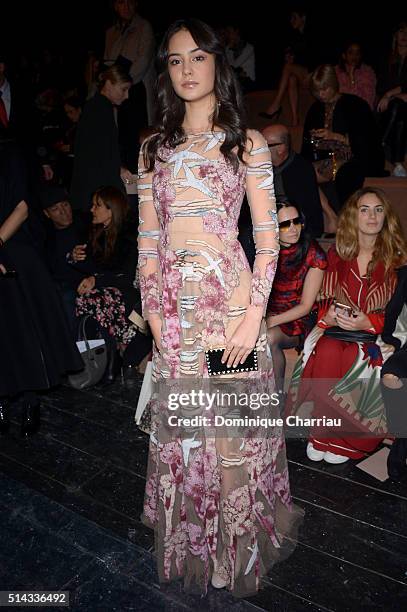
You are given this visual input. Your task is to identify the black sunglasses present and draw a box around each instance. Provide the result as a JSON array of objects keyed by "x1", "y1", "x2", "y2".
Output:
[
  {"x1": 278, "y1": 216, "x2": 302, "y2": 230},
  {"x1": 268, "y1": 142, "x2": 284, "y2": 148}
]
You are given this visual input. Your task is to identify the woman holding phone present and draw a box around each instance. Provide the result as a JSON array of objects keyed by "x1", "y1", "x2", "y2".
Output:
[{"x1": 288, "y1": 187, "x2": 407, "y2": 464}]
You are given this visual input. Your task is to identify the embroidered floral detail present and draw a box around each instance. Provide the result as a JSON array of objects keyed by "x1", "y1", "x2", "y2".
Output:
[
  {"x1": 144, "y1": 472, "x2": 159, "y2": 523},
  {"x1": 273, "y1": 467, "x2": 292, "y2": 508},
  {"x1": 184, "y1": 448, "x2": 220, "y2": 520},
  {"x1": 153, "y1": 162, "x2": 176, "y2": 230},
  {"x1": 163, "y1": 524, "x2": 187, "y2": 578},
  {"x1": 265, "y1": 259, "x2": 278, "y2": 283},
  {"x1": 187, "y1": 523, "x2": 208, "y2": 562},
  {"x1": 222, "y1": 486, "x2": 253, "y2": 538},
  {"x1": 361, "y1": 342, "x2": 383, "y2": 368},
  {"x1": 201, "y1": 321, "x2": 227, "y2": 349},
  {"x1": 139, "y1": 272, "x2": 160, "y2": 316},
  {"x1": 202, "y1": 211, "x2": 235, "y2": 235},
  {"x1": 194, "y1": 275, "x2": 229, "y2": 323},
  {"x1": 198, "y1": 160, "x2": 246, "y2": 218},
  {"x1": 250, "y1": 267, "x2": 272, "y2": 306}
]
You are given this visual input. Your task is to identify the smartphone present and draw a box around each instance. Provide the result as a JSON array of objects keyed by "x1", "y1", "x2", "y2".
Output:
[{"x1": 334, "y1": 302, "x2": 353, "y2": 316}]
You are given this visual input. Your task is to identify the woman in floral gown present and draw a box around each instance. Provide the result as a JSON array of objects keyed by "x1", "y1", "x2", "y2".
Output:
[{"x1": 137, "y1": 18, "x2": 303, "y2": 597}]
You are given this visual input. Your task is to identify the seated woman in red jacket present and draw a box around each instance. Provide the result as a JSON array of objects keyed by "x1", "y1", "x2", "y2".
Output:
[
  {"x1": 266, "y1": 201, "x2": 327, "y2": 397},
  {"x1": 288, "y1": 187, "x2": 407, "y2": 464}
]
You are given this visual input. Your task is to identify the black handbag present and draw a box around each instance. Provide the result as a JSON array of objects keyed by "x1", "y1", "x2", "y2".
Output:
[
  {"x1": 67, "y1": 315, "x2": 108, "y2": 389},
  {"x1": 324, "y1": 326, "x2": 378, "y2": 343},
  {"x1": 205, "y1": 348, "x2": 258, "y2": 376}
]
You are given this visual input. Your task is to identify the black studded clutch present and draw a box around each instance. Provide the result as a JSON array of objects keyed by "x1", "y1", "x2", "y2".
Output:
[{"x1": 204, "y1": 348, "x2": 258, "y2": 376}]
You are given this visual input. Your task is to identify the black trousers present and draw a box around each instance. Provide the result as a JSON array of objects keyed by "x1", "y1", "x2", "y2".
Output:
[
  {"x1": 117, "y1": 82, "x2": 148, "y2": 173},
  {"x1": 381, "y1": 98, "x2": 407, "y2": 164},
  {"x1": 381, "y1": 349, "x2": 407, "y2": 436}
]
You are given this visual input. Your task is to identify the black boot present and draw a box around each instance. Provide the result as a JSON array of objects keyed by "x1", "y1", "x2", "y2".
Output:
[
  {"x1": 387, "y1": 438, "x2": 407, "y2": 481},
  {"x1": 21, "y1": 402, "x2": 41, "y2": 438},
  {"x1": 0, "y1": 399, "x2": 10, "y2": 434}
]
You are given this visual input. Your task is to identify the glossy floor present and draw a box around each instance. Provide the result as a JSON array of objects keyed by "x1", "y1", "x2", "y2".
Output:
[{"x1": 0, "y1": 376, "x2": 406, "y2": 611}]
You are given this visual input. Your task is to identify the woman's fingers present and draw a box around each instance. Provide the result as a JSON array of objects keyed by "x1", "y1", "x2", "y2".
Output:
[
  {"x1": 221, "y1": 346, "x2": 231, "y2": 364},
  {"x1": 225, "y1": 345, "x2": 253, "y2": 368},
  {"x1": 226, "y1": 346, "x2": 240, "y2": 368}
]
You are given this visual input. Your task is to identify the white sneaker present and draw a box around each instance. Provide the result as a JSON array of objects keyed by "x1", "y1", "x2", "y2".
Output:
[
  {"x1": 392, "y1": 163, "x2": 407, "y2": 177},
  {"x1": 306, "y1": 442, "x2": 325, "y2": 461},
  {"x1": 324, "y1": 451, "x2": 350, "y2": 464}
]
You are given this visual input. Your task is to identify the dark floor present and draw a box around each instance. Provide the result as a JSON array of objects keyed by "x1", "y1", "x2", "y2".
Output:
[{"x1": 1, "y1": 376, "x2": 407, "y2": 611}]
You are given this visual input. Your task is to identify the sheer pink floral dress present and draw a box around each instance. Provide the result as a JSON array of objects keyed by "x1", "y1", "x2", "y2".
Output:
[{"x1": 137, "y1": 129, "x2": 303, "y2": 597}]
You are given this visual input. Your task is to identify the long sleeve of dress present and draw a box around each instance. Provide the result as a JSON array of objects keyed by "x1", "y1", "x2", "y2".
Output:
[
  {"x1": 316, "y1": 246, "x2": 338, "y2": 327},
  {"x1": 245, "y1": 130, "x2": 279, "y2": 316},
  {"x1": 137, "y1": 147, "x2": 160, "y2": 320}
]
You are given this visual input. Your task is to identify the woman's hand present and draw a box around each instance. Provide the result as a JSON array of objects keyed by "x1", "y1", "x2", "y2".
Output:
[
  {"x1": 266, "y1": 314, "x2": 276, "y2": 329},
  {"x1": 222, "y1": 318, "x2": 261, "y2": 368},
  {"x1": 377, "y1": 95, "x2": 391, "y2": 113},
  {"x1": 120, "y1": 167, "x2": 134, "y2": 185},
  {"x1": 148, "y1": 316, "x2": 162, "y2": 353},
  {"x1": 0, "y1": 263, "x2": 6, "y2": 274},
  {"x1": 72, "y1": 244, "x2": 87, "y2": 262},
  {"x1": 335, "y1": 309, "x2": 372, "y2": 331},
  {"x1": 77, "y1": 276, "x2": 96, "y2": 295},
  {"x1": 322, "y1": 304, "x2": 338, "y2": 326}
]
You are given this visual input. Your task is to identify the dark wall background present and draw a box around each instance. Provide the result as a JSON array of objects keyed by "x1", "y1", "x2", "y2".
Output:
[{"x1": 2, "y1": 1, "x2": 406, "y2": 89}]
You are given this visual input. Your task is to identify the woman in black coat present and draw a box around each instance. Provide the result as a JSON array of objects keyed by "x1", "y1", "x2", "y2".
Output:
[
  {"x1": 0, "y1": 141, "x2": 83, "y2": 436},
  {"x1": 70, "y1": 64, "x2": 132, "y2": 211},
  {"x1": 376, "y1": 21, "x2": 407, "y2": 178},
  {"x1": 302, "y1": 64, "x2": 385, "y2": 209},
  {"x1": 69, "y1": 186, "x2": 146, "y2": 383},
  {"x1": 381, "y1": 265, "x2": 407, "y2": 481}
]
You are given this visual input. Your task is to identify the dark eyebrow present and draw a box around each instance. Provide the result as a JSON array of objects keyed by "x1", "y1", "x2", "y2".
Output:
[{"x1": 168, "y1": 48, "x2": 202, "y2": 58}]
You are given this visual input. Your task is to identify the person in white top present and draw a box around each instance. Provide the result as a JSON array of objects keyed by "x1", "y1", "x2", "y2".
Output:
[
  {"x1": 104, "y1": 0, "x2": 156, "y2": 125},
  {"x1": 225, "y1": 24, "x2": 256, "y2": 92}
]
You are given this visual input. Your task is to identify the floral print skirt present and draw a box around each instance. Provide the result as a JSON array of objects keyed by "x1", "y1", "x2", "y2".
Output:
[
  {"x1": 141, "y1": 326, "x2": 304, "y2": 597},
  {"x1": 76, "y1": 287, "x2": 136, "y2": 346}
]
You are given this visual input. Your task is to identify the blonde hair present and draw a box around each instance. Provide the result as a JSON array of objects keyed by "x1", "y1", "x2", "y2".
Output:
[
  {"x1": 311, "y1": 64, "x2": 339, "y2": 96},
  {"x1": 336, "y1": 187, "x2": 407, "y2": 278},
  {"x1": 97, "y1": 64, "x2": 132, "y2": 90}
]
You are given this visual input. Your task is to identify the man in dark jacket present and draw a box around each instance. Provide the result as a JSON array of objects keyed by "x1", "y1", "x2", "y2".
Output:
[
  {"x1": 69, "y1": 91, "x2": 125, "y2": 211},
  {"x1": 262, "y1": 124, "x2": 323, "y2": 237},
  {"x1": 40, "y1": 184, "x2": 88, "y2": 332}
]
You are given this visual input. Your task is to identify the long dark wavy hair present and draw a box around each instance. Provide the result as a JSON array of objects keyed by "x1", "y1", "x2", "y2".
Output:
[
  {"x1": 90, "y1": 186, "x2": 130, "y2": 262},
  {"x1": 143, "y1": 18, "x2": 248, "y2": 173},
  {"x1": 277, "y1": 200, "x2": 311, "y2": 268}
]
